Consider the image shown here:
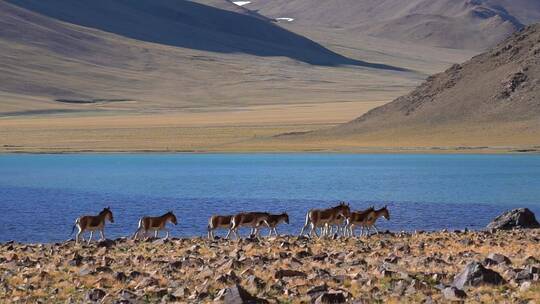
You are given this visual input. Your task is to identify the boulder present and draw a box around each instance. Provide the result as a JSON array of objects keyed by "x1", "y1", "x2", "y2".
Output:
[
  {"x1": 218, "y1": 284, "x2": 268, "y2": 304},
  {"x1": 486, "y1": 208, "x2": 540, "y2": 230},
  {"x1": 274, "y1": 269, "x2": 307, "y2": 279},
  {"x1": 442, "y1": 286, "x2": 467, "y2": 301},
  {"x1": 86, "y1": 288, "x2": 106, "y2": 302},
  {"x1": 486, "y1": 253, "x2": 512, "y2": 265},
  {"x1": 314, "y1": 291, "x2": 346, "y2": 304},
  {"x1": 97, "y1": 239, "x2": 116, "y2": 248},
  {"x1": 452, "y1": 262, "x2": 505, "y2": 289}
]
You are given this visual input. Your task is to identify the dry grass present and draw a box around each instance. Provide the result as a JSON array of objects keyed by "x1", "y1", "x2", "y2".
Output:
[{"x1": 1, "y1": 230, "x2": 539, "y2": 303}]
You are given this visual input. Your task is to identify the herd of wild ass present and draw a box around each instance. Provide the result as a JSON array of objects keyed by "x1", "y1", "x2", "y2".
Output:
[{"x1": 71, "y1": 203, "x2": 390, "y2": 244}]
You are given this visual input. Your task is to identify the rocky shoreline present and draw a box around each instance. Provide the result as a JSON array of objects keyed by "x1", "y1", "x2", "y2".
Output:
[{"x1": 1, "y1": 228, "x2": 539, "y2": 303}]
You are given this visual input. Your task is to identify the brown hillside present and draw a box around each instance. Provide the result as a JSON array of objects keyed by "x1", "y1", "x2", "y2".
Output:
[{"x1": 273, "y1": 24, "x2": 540, "y2": 150}]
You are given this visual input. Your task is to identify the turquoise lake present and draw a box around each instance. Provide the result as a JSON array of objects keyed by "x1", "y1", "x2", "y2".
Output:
[{"x1": 1, "y1": 154, "x2": 539, "y2": 242}]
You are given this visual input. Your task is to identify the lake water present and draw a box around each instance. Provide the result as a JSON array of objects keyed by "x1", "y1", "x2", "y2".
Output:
[{"x1": 1, "y1": 154, "x2": 539, "y2": 243}]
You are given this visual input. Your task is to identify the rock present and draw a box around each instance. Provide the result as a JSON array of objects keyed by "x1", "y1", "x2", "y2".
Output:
[
  {"x1": 524, "y1": 256, "x2": 540, "y2": 265},
  {"x1": 295, "y1": 250, "x2": 312, "y2": 259},
  {"x1": 168, "y1": 261, "x2": 182, "y2": 270},
  {"x1": 114, "y1": 271, "x2": 128, "y2": 282},
  {"x1": 520, "y1": 281, "x2": 532, "y2": 292},
  {"x1": 452, "y1": 262, "x2": 505, "y2": 289},
  {"x1": 152, "y1": 238, "x2": 169, "y2": 245},
  {"x1": 219, "y1": 284, "x2": 268, "y2": 304},
  {"x1": 486, "y1": 253, "x2": 512, "y2": 265},
  {"x1": 312, "y1": 253, "x2": 328, "y2": 261},
  {"x1": 246, "y1": 275, "x2": 265, "y2": 290},
  {"x1": 118, "y1": 289, "x2": 138, "y2": 302},
  {"x1": 442, "y1": 286, "x2": 467, "y2": 301},
  {"x1": 274, "y1": 269, "x2": 306, "y2": 279},
  {"x1": 314, "y1": 291, "x2": 346, "y2": 304},
  {"x1": 172, "y1": 287, "x2": 190, "y2": 298},
  {"x1": 136, "y1": 276, "x2": 159, "y2": 288},
  {"x1": 487, "y1": 208, "x2": 540, "y2": 230},
  {"x1": 482, "y1": 258, "x2": 499, "y2": 266},
  {"x1": 515, "y1": 265, "x2": 540, "y2": 282},
  {"x1": 86, "y1": 288, "x2": 106, "y2": 302},
  {"x1": 68, "y1": 253, "x2": 83, "y2": 266},
  {"x1": 96, "y1": 266, "x2": 113, "y2": 273},
  {"x1": 97, "y1": 239, "x2": 116, "y2": 248},
  {"x1": 307, "y1": 284, "x2": 328, "y2": 300}
]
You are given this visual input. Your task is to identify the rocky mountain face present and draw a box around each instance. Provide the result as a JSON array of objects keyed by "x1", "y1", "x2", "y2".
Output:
[
  {"x1": 329, "y1": 23, "x2": 540, "y2": 140},
  {"x1": 249, "y1": 0, "x2": 540, "y2": 50}
]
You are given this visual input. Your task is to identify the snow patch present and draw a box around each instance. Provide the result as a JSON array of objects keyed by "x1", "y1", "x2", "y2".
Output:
[
  {"x1": 232, "y1": 1, "x2": 251, "y2": 6},
  {"x1": 275, "y1": 17, "x2": 295, "y2": 22}
]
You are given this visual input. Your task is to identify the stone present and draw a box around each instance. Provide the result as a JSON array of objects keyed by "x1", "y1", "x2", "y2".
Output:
[
  {"x1": 515, "y1": 265, "x2": 540, "y2": 282},
  {"x1": 487, "y1": 253, "x2": 512, "y2": 265},
  {"x1": 97, "y1": 239, "x2": 116, "y2": 248},
  {"x1": 524, "y1": 256, "x2": 540, "y2": 265},
  {"x1": 452, "y1": 262, "x2": 505, "y2": 289},
  {"x1": 307, "y1": 284, "x2": 328, "y2": 300},
  {"x1": 86, "y1": 288, "x2": 106, "y2": 302},
  {"x1": 314, "y1": 291, "x2": 346, "y2": 304},
  {"x1": 520, "y1": 281, "x2": 532, "y2": 292},
  {"x1": 246, "y1": 275, "x2": 265, "y2": 290},
  {"x1": 220, "y1": 284, "x2": 268, "y2": 304},
  {"x1": 442, "y1": 286, "x2": 467, "y2": 301},
  {"x1": 274, "y1": 269, "x2": 306, "y2": 279},
  {"x1": 486, "y1": 208, "x2": 540, "y2": 230},
  {"x1": 118, "y1": 289, "x2": 138, "y2": 302},
  {"x1": 114, "y1": 271, "x2": 128, "y2": 282},
  {"x1": 172, "y1": 287, "x2": 190, "y2": 298},
  {"x1": 68, "y1": 254, "x2": 83, "y2": 266},
  {"x1": 168, "y1": 261, "x2": 182, "y2": 269}
]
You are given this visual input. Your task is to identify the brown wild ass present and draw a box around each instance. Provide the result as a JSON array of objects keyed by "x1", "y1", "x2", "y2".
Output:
[
  {"x1": 229, "y1": 212, "x2": 270, "y2": 239},
  {"x1": 325, "y1": 213, "x2": 350, "y2": 237},
  {"x1": 132, "y1": 211, "x2": 178, "y2": 240},
  {"x1": 265, "y1": 213, "x2": 289, "y2": 236},
  {"x1": 207, "y1": 215, "x2": 233, "y2": 240},
  {"x1": 362, "y1": 205, "x2": 390, "y2": 235},
  {"x1": 345, "y1": 206, "x2": 375, "y2": 237},
  {"x1": 299, "y1": 202, "x2": 351, "y2": 238},
  {"x1": 71, "y1": 207, "x2": 114, "y2": 244}
]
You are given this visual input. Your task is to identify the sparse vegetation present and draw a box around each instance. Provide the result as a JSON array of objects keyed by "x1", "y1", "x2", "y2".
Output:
[{"x1": 1, "y1": 230, "x2": 539, "y2": 303}]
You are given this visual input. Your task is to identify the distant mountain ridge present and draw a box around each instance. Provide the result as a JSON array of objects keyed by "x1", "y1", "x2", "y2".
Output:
[
  {"x1": 249, "y1": 0, "x2": 540, "y2": 50},
  {"x1": 305, "y1": 23, "x2": 540, "y2": 147},
  {"x1": 3, "y1": 0, "x2": 359, "y2": 65}
]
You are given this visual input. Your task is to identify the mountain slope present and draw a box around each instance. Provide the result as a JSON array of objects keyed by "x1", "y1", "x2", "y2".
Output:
[
  {"x1": 0, "y1": 0, "x2": 417, "y2": 114},
  {"x1": 304, "y1": 24, "x2": 540, "y2": 147},
  {"x1": 249, "y1": 0, "x2": 540, "y2": 50},
  {"x1": 4, "y1": 0, "x2": 360, "y2": 65}
]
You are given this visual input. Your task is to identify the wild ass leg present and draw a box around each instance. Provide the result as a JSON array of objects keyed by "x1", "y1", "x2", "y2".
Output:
[
  {"x1": 99, "y1": 229, "x2": 105, "y2": 241},
  {"x1": 154, "y1": 230, "x2": 158, "y2": 238},
  {"x1": 225, "y1": 228, "x2": 233, "y2": 239},
  {"x1": 132, "y1": 227, "x2": 143, "y2": 240},
  {"x1": 87, "y1": 231, "x2": 94, "y2": 244},
  {"x1": 373, "y1": 225, "x2": 380, "y2": 235},
  {"x1": 76, "y1": 226, "x2": 83, "y2": 244},
  {"x1": 309, "y1": 223, "x2": 316, "y2": 238},
  {"x1": 299, "y1": 213, "x2": 310, "y2": 236},
  {"x1": 165, "y1": 229, "x2": 170, "y2": 239}
]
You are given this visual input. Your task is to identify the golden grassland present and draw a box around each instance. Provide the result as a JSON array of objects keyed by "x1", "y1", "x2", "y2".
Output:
[
  {"x1": 1, "y1": 230, "x2": 539, "y2": 303},
  {"x1": 1, "y1": 100, "x2": 539, "y2": 154}
]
